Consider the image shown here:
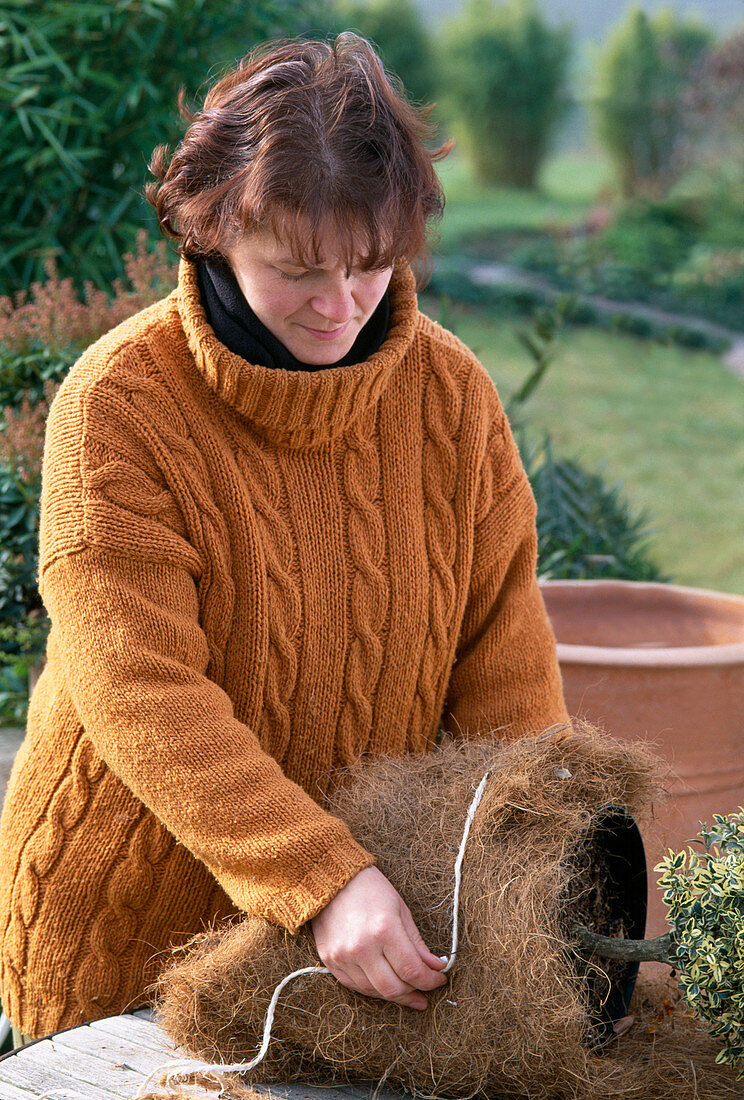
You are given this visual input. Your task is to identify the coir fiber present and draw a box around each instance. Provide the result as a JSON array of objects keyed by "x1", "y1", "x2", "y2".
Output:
[{"x1": 150, "y1": 728, "x2": 743, "y2": 1099}]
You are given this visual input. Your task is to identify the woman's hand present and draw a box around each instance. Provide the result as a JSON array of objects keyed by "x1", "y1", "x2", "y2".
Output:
[{"x1": 310, "y1": 866, "x2": 447, "y2": 1010}]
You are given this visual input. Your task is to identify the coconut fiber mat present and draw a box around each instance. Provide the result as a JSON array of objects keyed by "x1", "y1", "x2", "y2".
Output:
[{"x1": 138, "y1": 729, "x2": 744, "y2": 1100}]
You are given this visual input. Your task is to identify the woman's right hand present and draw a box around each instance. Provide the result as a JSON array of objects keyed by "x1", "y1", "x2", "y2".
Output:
[{"x1": 310, "y1": 865, "x2": 448, "y2": 1010}]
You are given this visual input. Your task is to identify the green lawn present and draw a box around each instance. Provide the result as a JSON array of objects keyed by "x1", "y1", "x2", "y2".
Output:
[
  {"x1": 434, "y1": 149, "x2": 615, "y2": 251},
  {"x1": 420, "y1": 297, "x2": 744, "y2": 596}
]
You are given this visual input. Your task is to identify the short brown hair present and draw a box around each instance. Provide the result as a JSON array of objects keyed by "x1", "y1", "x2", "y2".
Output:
[{"x1": 146, "y1": 34, "x2": 451, "y2": 271}]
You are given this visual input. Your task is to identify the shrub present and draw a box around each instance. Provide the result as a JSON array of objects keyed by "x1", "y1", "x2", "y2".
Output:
[
  {"x1": 309, "y1": 0, "x2": 437, "y2": 106},
  {"x1": 523, "y1": 435, "x2": 666, "y2": 582},
  {"x1": 0, "y1": 346, "x2": 73, "y2": 409},
  {"x1": 0, "y1": 0, "x2": 319, "y2": 296},
  {"x1": 441, "y1": 0, "x2": 571, "y2": 188},
  {"x1": 0, "y1": 238, "x2": 178, "y2": 721},
  {"x1": 656, "y1": 812, "x2": 744, "y2": 1078},
  {"x1": 599, "y1": 203, "x2": 694, "y2": 274},
  {"x1": 579, "y1": 810, "x2": 744, "y2": 1078},
  {"x1": 507, "y1": 302, "x2": 666, "y2": 584},
  {"x1": 426, "y1": 265, "x2": 729, "y2": 354},
  {"x1": 591, "y1": 7, "x2": 713, "y2": 197},
  {"x1": 680, "y1": 31, "x2": 744, "y2": 180},
  {"x1": 0, "y1": 231, "x2": 176, "y2": 355},
  {"x1": 0, "y1": 384, "x2": 55, "y2": 721}
]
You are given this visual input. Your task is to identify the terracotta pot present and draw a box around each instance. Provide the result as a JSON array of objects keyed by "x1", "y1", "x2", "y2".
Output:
[{"x1": 541, "y1": 579, "x2": 744, "y2": 935}]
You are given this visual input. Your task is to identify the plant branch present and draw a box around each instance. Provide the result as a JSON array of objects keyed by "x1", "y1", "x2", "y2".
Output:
[{"x1": 572, "y1": 923, "x2": 677, "y2": 965}]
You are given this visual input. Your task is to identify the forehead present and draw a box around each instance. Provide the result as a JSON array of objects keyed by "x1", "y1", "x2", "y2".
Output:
[
  {"x1": 230, "y1": 202, "x2": 395, "y2": 271},
  {"x1": 241, "y1": 223, "x2": 366, "y2": 267}
]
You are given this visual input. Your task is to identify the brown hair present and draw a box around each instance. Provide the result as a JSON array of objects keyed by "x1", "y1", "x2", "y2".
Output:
[{"x1": 146, "y1": 34, "x2": 451, "y2": 271}]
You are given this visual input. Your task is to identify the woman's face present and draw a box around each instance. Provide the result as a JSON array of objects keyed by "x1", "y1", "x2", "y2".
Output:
[{"x1": 223, "y1": 225, "x2": 394, "y2": 365}]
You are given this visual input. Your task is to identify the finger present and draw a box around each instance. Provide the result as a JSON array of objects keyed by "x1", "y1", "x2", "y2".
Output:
[
  {"x1": 330, "y1": 960, "x2": 426, "y2": 1010},
  {"x1": 363, "y1": 953, "x2": 427, "y2": 1009},
  {"x1": 400, "y1": 905, "x2": 449, "y2": 973},
  {"x1": 384, "y1": 919, "x2": 448, "y2": 993},
  {"x1": 326, "y1": 963, "x2": 374, "y2": 997}
]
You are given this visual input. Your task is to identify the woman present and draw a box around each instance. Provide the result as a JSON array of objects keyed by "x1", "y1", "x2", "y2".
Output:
[{"x1": 0, "y1": 33, "x2": 569, "y2": 1039}]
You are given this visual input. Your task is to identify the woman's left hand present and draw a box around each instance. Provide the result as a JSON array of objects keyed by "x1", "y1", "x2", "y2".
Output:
[{"x1": 310, "y1": 865, "x2": 448, "y2": 1010}]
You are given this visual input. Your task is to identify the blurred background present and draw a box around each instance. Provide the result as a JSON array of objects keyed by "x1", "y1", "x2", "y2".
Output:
[{"x1": 0, "y1": 0, "x2": 743, "y2": 725}]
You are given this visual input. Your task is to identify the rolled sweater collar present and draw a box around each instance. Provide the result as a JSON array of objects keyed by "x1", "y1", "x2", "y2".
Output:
[{"x1": 176, "y1": 256, "x2": 419, "y2": 450}]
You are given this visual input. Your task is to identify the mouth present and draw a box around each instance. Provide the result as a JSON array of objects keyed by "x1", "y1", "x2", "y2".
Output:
[{"x1": 298, "y1": 320, "x2": 352, "y2": 341}]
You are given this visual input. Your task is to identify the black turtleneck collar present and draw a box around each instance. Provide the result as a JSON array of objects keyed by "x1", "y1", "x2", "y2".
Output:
[{"x1": 195, "y1": 257, "x2": 390, "y2": 372}]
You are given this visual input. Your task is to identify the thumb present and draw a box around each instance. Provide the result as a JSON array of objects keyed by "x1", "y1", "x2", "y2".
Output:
[{"x1": 400, "y1": 903, "x2": 446, "y2": 969}]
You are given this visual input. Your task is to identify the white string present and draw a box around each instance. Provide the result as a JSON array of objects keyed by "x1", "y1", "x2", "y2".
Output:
[
  {"x1": 137, "y1": 770, "x2": 491, "y2": 1099},
  {"x1": 441, "y1": 768, "x2": 490, "y2": 974},
  {"x1": 138, "y1": 966, "x2": 330, "y2": 1097}
]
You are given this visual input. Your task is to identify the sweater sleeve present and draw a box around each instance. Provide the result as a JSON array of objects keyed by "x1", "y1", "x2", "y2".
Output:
[
  {"x1": 38, "y1": 372, "x2": 374, "y2": 934},
  {"x1": 442, "y1": 400, "x2": 570, "y2": 741}
]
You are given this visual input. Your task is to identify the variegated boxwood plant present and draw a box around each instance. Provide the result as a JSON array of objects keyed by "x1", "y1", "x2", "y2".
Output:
[
  {"x1": 656, "y1": 811, "x2": 744, "y2": 1075},
  {"x1": 576, "y1": 809, "x2": 744, "y2": 1078}
]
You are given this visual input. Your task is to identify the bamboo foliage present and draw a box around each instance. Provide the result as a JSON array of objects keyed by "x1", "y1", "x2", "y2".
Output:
[{"x1": 0, "y1": 0, "x2": 317, "y2": 295}]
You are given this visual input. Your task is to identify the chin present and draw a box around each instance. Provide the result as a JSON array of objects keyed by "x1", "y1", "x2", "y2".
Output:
[{"x1": 291, "y1": 338, "x2": 357, "y2": 366}]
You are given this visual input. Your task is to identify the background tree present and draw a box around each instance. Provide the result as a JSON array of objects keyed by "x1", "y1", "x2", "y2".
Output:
[
  {"x1": 440, "y1": 0, "x2": 571, "y2": 189},
  {"x1": 0, "y1": 0, "x2": 320, "y2": 297},
  {"x1": 679, "y1": 31, "x2": 744, "y2": 182},
  {"x1": 591, "y1": 6, "x2": 713, "y2": 197},
  {"x1": 308, "y1": 0, "x2": 436, "y2": 107}
]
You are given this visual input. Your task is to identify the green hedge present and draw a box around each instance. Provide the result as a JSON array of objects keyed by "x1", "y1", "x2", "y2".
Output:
[{"x1": 428, "y1": 263, "x2": 730, "y2": 353}]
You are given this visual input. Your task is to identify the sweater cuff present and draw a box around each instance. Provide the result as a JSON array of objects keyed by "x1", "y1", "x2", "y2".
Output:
[{"x1": 264, "y1": 839, "x2": 376, "y2": 934}]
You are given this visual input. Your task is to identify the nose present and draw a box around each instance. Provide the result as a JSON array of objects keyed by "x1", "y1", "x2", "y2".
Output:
[{"x1": 310, "y1": 278, "x2": 355, "y2": 325}]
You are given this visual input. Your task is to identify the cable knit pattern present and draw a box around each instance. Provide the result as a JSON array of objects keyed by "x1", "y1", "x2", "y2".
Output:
[
  {"x1": 75, "y1": 809, "x2": 173, "y2": 1019},
  {"x1": 3, "y1": 736, "x2": 106, "y2": 1028},
  {"x1": 408, "y1": 353, "x2": 463, "y2": 750},
  {"x1": 233, "y1": 437, "x2": 302, "y2": 765},
  {"x1": 0, "y1": 258, "x2": 568, "y2": 1036},
  {"x1": 336, "y1": 406, "x2": 389, "y2": 765}
]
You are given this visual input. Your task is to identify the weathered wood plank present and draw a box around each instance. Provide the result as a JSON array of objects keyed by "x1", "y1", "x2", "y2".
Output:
[
  {"x1": 0, "y1": 1044, "x2": 123, "y2": 1100},
  {"x1": 0, "y1": 1012, "x2": 407, "y2": 1100},
  {"x1": 50, "y1": 1024, "x2": 175, "y2": 1076},
  {"x1": 0, "y1": 1081, "x2": 95, "y2": 1100},
  {"x1": 21, "y1": 1038, "x2": 143, "y2": 1094},
  {"x1": 115, "y1": 1015, "x2": 397, "y2": 1100},
  {"x1": 0, "y1": 1078, "x2": 41, "y2": 1100},
  {"x1": 88, "y1": 1013, "x2": 174, "y2": 1054}
]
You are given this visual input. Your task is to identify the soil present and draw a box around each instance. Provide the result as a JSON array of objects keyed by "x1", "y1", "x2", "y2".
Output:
[{"x1": 560, "y1": 811, "x2": 647, "y2": 1044}]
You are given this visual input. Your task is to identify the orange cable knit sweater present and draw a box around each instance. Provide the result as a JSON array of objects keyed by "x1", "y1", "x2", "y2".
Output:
[{"x1": 0, "y1": 260, "x2": 568, "y2": 1036}]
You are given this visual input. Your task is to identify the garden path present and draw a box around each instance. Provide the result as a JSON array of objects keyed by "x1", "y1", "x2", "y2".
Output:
[{"x1": 463, "y1": 260, "x2": 744, "y2": 379}]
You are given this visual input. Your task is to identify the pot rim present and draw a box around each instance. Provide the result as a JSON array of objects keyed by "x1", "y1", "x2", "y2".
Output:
[{"x1": 540, "y1": 579, "x2": 744, "y2": 668}]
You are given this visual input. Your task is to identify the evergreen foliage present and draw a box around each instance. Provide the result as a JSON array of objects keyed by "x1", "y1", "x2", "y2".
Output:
[
  {"x1": 0, "y1": 0, "x2": 317, "y2": 296},
  {"x1": 309, "y1": 0, "x2": 436, "y2": 106},
  {"x1": 524, "y1": 437, "x2": 665, "y2": 582},
  {"x1": 0, "y1": 240, "x2": 180, "y2": 721},
  {"x1": 440, "y1": 0, "x2": 571, "y2": 188},
  {"x1": 656, "y1": 811, "x2": 744, "y2": 1078},
  {"x1": 591, "y1": 6, "x2": 713, "y2": 197}
]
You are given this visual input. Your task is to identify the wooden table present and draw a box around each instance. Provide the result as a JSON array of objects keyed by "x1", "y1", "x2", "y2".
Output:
[{"x1": 0, "y1": 1008, "x2": 398, "y2": 1100}]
